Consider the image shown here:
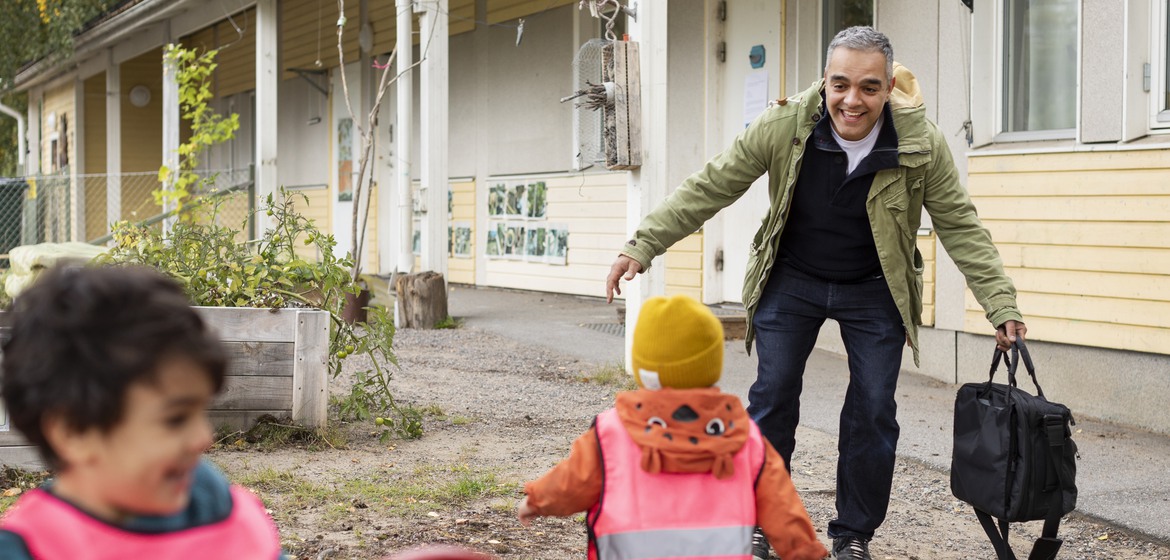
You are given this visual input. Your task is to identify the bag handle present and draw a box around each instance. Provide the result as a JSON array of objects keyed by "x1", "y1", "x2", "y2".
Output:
[
  {"x1": 987, "y1": 340, "x2": 1042, "y2": 396},
  {"x1": 987, "y1": 347, "x2": 1018, "y2": 388},
  {"x1": 1010, "y1": 339, "x2": 1045, "y2": 398}
]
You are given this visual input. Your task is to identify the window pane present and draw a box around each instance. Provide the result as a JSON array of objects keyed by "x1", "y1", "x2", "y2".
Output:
[
  {"x1": 1164, "y1": 0, "x2": 1169, "y2": 112},
  {"x1": 822, "y1": 0, "x2": 874, "y2": 69},
  {"x1": 1003, "y1": 0, "x2": 1077, "y2": 132}
]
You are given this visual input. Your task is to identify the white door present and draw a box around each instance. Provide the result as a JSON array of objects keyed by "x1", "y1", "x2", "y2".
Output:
[{"x1": 714, "y1": 0, "x2": 782, "y2": 303}]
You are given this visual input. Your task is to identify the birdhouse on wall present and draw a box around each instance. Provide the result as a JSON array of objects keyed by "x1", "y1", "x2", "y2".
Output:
[
  {"x1": 566, "y1": 38, "x2": 642, "y2": 171},
  {"x1": 602, "y1": 40, "x2": 641, "y2": 170}
]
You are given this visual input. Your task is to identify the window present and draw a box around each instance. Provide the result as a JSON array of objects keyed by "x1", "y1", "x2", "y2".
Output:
[
  {"x1": 1156, "y1": 0, "x2": 1170, "y2": 125},
  {"x1": 1001, "y1": 0, "x2": 1077, "y2": 134},
  {"x1": 821, "y1": 0, "x2": 874, "y2": 68}
]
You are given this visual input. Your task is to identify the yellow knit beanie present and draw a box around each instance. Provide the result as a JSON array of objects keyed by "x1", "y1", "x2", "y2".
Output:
[{"x1": 631, "y1": 295, "x2": 724, "y2": 390}]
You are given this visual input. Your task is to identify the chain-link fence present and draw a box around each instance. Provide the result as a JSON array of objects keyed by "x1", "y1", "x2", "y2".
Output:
[
  {"x1": 0, "y1": 168, "x2": 254, "y2": 266},
  {"x1": 0, "y1": 175, "x2": 72, "y2": 267}
]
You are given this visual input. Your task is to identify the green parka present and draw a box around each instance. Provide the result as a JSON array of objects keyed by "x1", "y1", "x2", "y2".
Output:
[{"x1": 620, "y1": 66, "x2": 1021, "y2": 366}]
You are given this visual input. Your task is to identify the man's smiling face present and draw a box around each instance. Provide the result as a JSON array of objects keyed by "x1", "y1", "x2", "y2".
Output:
[{"x1": 823, "y1": 47, "x2": 894, "y2": 141}]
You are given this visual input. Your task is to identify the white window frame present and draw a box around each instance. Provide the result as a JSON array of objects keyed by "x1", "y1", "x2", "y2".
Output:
[
  {"x1": 1152, "y1": 0, "x2": 1170, "y2": 128},
  {"x1": 990, "y1": 0, "x2": 1078, "y2": 142}
]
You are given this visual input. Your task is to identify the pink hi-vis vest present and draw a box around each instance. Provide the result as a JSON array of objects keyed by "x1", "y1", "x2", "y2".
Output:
[
  {"x1": 587, "y1": 408, "x2": 765, "y2": 560},
  {"x1": 1, "y1": 486, "x2": 281, "y2": 559}
]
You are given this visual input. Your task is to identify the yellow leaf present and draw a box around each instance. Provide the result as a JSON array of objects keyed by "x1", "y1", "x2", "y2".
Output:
[
  {"x1": 1098, "y1": 534, "x2": 1109, "y2": 540},
  {"x1": 3, "y1": 488, "x2": 22, "y2": 497}
]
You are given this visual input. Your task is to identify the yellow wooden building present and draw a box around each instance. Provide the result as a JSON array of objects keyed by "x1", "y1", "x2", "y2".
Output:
[{"x1": 9, "y1": 0, "x2": 1170, "y2": 433}]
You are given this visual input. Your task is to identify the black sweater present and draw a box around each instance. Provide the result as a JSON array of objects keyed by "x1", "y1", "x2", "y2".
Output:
[{"x1": 777, "y1": 103, "x2": 901, "y2": 282}]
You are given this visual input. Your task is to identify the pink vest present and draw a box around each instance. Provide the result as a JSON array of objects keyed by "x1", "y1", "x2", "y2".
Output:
[
  {"x1": 587, "y1": 408, "x2": 765, "y2": 560},
  {"x1": 1, "y1": 486, "x2": 281, "y2": 559}
]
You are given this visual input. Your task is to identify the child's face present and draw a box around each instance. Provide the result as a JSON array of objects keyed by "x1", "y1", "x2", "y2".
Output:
[{"x1": 54, "y1": 356, "x2": 216, "y2": 521}]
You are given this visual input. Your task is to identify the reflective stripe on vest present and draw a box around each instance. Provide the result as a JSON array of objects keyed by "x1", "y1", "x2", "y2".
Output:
[
  {"x1": 1, "y1": 486, "x2": 281, "y2": 559},
  {"x1": 596, "y1": 525, "x2": 755, "y2": 560},
  {"x1": 588, "y1": 408, "x2": 765, "y2": 560}
]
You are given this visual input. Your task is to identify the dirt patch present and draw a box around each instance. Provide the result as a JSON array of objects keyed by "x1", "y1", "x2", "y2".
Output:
[{"x1": 209, "y1": 327, "x2": 1170, "y2": 559}]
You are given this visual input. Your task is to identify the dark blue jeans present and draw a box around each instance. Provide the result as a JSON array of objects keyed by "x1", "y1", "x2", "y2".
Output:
[{"x1": 747, "y1": 263, "x2": 905, "y2": 540}]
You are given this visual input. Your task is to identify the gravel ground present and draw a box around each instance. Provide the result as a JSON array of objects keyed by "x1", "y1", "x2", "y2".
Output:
[{"x1": 209, "y1": 326, "x2": 1170, "y2": 560}]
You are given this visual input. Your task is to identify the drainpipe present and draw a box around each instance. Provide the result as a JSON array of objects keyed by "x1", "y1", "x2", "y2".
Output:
[
  {"x1": 0, "y1": 102, "x2": 26, "y2": 175},
  {"x1": 395, "y1": 0, "x2": 414, "y2": 275}
]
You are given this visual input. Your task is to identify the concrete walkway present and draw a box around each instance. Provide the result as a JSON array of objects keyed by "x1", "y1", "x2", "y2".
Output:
[{"x1": 448, "y1": 284, "x2": 1170, "y2": 545}]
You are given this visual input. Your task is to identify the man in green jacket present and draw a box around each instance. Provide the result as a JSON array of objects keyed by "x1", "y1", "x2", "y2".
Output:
[{"x1": 605, "y1": 27, "x2": 1025, "y2": 560}]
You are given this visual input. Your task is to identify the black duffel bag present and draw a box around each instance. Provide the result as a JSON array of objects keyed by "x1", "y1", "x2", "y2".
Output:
[{"x1": 951, "y1": 339, "x2": 1078, "y2": 560}]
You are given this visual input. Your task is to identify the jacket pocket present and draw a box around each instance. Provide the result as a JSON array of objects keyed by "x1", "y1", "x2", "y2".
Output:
[{"x1": 883, "y1": 184, "x2": 914, "y2": 241}]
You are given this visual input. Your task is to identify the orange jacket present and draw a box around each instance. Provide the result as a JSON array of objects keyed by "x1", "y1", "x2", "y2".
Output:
[{"x1": 524, "y1": 388, "x2": 827, "y2": 560}]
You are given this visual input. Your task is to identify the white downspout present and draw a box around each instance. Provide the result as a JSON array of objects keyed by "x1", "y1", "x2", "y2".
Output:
[
  {"x1": 395, "y1": 0, "x2": 414, "y2": 275},
  {"x1": 0, "y1": 102, "x2": 27, "y2": 174}
]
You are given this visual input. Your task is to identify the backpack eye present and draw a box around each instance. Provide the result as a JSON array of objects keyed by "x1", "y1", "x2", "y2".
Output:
[
  {"x1": 705, "y1": 418, "x2": 726, "y2": 435},
  {"x1": 647, "y1": 416, "x2": 667, "y2": 429}
]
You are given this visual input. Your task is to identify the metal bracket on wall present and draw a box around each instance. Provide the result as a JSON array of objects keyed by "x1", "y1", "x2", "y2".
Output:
[{"x1": 287, "y1": 68, "x2": 329, "y2": 98}]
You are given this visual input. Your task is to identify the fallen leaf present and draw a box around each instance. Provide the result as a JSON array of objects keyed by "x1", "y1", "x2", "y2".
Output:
[
  {"x1": 427, "y1": 511, "x2": 439, "y2": 518},
  {"x1": 2, "y1": 488, "x2": 21, "y2": 497},
  {"x1": 1098, "y1": 534, "x2": 1109, "y2": 541}
]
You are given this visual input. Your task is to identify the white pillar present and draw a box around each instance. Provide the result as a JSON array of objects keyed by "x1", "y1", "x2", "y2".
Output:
[
  {"x1": 27, "y1": 91, "x2": 41, "y2": 176},
  {"x1": 255, "y1": 0, "x2": 279, "y2": 236},
  {"x1": 356, "y1": 0, "x2": 374, "y2": 274},
  {"x1": 395, "y1": 0, "x2": 414, "y2": 274},
  {"x1": 419, "y1": 0, "x2": 448, "y2": 279},
  {"x1": 162, "y1": 41, "x2": 181, "y2": 237},
  {"x1": 71, "y1": 77, "x2": 85, "y2": 241},
  {"x1": 105, "y1": 49, "x2": 121, "y2": 237},
  {"x1": 106, "y1": 50, "x2": 121, "y2": 235},
  {"x1": 623, "y1": 0, "x2": 668, "y2": 372}
]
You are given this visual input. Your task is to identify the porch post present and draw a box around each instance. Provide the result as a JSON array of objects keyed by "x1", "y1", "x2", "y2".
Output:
[
  {"x1": 255, "y1": 0, "x2": 279, "y2": 236},
  {"x1": 162, "y1": 38, "x2": 181, "y2": 237},
  {"x1": 419, "y1": 0, "x2": 448, "y2": 280},
  {"x1": 72, "y1": 77, "x2": 85, "y2": 241},
  {"x1": 623, "y1": 0, "x2": 668, "y2": 373},
  {"x1": 395, "y1": 0, "x2": 415, "y2": 274},
  {"x1": 106, "y1": 49, "x2": 121, "y2": 237}
]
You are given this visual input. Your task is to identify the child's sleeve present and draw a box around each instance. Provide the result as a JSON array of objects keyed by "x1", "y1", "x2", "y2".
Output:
[
  {"x1": 755, "y1": 440, "x2": 829, "y2": 560},
  {"x1": 522, "y1": 426, "x2": 603, "y2": 517}
]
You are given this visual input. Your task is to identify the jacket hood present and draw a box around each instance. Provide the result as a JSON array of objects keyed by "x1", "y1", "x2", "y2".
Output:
[
  {"x1": 613, "y1": 388, "x2": 752, "y2": 480},
  {"x1": 889, "y1": 61, "x2": 924, "y2": 110}
]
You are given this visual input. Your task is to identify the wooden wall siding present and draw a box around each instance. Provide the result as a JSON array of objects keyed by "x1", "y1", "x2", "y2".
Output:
[
  {"x1": 486, "y1": 0, "x2": 575, "y2": 24},
  {"x1": 119, "y1": 49, "x2": 163, "y2": 174},
  {"x1": 83, "y1": 75, "x2": 108, "y2": 240},
  {"x1": 119, "y1": 50, "x2": 164, "y2": 225},
  {"x1": 361, "y1": 187, "x2": 379, "y2": 270},
  {"x1": 288, "y1": 186, "x2": 333, "y2": 261},
  {"x1": 449, "y1": 180, "x2": 476, "y2": 284},
  {"x1": 42, "y1": 82, "x2": 73, "y2": 173},
  {"x1": 182, "y1": 9, "x2": 256, "y2": 97},
  {"x1": 83, "y1": 75, "x2": 106, "y2": 174},
  {"x1": 918, "y1": 232, "x2": 936, "y2": 327},
  {"x1": 664, "y1": 232, "x2": 701, "y2": 300},
  {"x1": 965, "y1": 149, "x2": 1170, "y2": 354},
  {"x1": 482, "y1": 172, "x2": 625, "y2": 297},
  {"x1": 283, "y1": 0, "x2": 358, "y2": 79}
]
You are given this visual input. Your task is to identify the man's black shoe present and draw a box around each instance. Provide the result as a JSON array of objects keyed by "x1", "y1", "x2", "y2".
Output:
[{"x1": 830, "y1": 536, "x2": 871, "y2": 560}]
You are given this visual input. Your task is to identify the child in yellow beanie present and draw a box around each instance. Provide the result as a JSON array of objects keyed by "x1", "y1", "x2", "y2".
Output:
[{"x1": 518, "y1": 295, "x2": 826, "y2": 560}]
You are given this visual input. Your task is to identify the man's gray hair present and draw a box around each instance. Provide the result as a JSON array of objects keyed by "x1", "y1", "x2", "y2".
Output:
[{"x1": 824, "y1": 26, "x2": 894, "y2": 80}]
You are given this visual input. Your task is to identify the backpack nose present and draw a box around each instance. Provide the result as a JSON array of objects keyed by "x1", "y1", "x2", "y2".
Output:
[{"x1": 671, "y1": 405, "x2": 699, "y2": 422}]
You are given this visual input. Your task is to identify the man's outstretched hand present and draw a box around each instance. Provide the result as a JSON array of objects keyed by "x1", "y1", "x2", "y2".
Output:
[
  {"x1": 605, "y1": 255, "x2": 642, "y2": 303},
  {"x1": 996, "y1": 320, "x2": 1027, "y2": 352}
]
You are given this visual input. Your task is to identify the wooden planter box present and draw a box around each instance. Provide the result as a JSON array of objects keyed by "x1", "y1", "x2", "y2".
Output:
[{"x1": 0, "y1": 307, "x2": 329, "y2": 469}]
